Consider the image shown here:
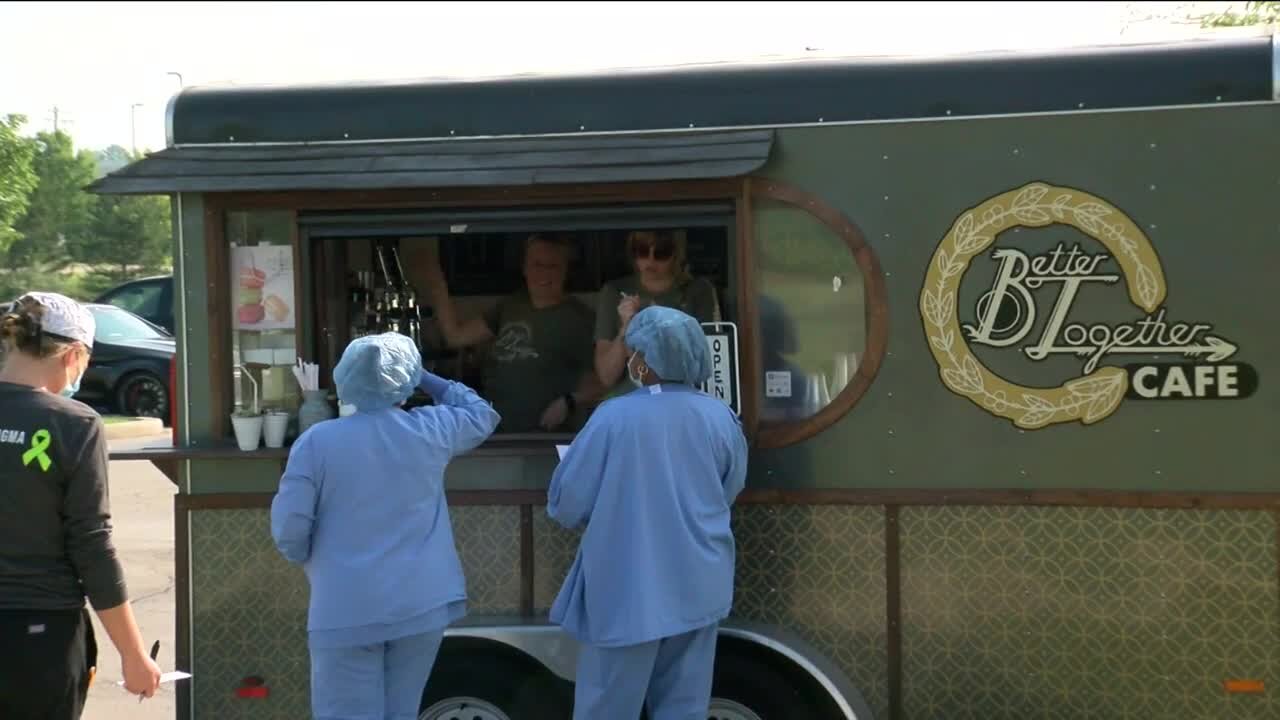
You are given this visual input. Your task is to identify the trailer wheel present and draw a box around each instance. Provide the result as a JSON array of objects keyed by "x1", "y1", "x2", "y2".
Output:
[
  {"x1": 419, "y1": 646, "x2": 570, "y2": 720},
  {"x1": 705, "y1": 650, "x2": 828, "y2": 720}
]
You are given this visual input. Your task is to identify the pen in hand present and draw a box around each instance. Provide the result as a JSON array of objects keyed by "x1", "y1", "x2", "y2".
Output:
[{"x1": 140, "y1": 640, "x2": 159, "y2": 703}]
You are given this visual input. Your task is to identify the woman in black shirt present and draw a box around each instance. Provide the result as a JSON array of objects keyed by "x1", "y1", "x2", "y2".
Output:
[{"x1": 0, "y1": 292, "x2": 161, "y2": 718}]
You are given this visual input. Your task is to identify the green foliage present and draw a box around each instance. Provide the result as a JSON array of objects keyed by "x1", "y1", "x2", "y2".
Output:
[
  {"x1": 0, "y1": 127, "x2": 172, "y2": 304},
  {"x1": 755, "y1": 204, "x2": 856, "y2": 276},
  {"x1": 1199, "y1": 1, "x2": 1280, "y2": 26},
  {"x1": 9, "y1": 131, "x2": 99, "y2": 268},
  {"x1": 81, "y1": 193, "x2": 173, "y2": 296},
  {"x1": 0, "y1": 114, "x2": 38, "y2": 256},
  {"x1": 0, "y1": 263, "x2": 93, "y2": 303},
  {"x1": 95, "y1": 145, "x2": 132, "y2": 177}
]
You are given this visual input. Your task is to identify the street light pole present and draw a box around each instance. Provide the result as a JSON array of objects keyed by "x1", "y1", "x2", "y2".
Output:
[{"x1": 130, "y1": 103, "x2": 143, "y2": 155}]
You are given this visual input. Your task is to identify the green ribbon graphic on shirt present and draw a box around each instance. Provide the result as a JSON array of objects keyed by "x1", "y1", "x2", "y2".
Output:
[{"x1": 22, "y1": 429, "x2": 52, "y2": 472}]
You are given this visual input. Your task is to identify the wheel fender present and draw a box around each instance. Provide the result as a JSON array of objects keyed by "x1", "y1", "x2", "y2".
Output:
[
  {"x1": 718, "y1": 619, "x2": 876, "y2": 720},
  {"x1": 443, "y1": 617, "x2": 875, "y2": 720},
  {"x1": 444, "y1": 620, "x2": 579, "y2": 682}
]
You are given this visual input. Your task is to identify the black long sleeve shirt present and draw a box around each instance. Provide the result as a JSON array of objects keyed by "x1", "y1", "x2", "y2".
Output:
[{"x1": 0, "y1": 381, "x2": 128, "y2": 611}]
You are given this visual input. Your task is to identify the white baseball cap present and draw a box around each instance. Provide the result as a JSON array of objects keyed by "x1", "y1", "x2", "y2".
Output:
[{"x1": 15, "y1": 292, "x2": 96, "y2": 350}]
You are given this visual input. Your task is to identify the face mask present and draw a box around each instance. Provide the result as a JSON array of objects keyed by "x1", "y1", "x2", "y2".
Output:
[
  {"x1": 626, "y1": 351, "x2": 644, "y2": 388},
  {"x1": 59, "y1": 354, "x2": 85, "y2": 398},
  {"x1": 60, "y1": 372, "x2": 83, "y2": 398}
]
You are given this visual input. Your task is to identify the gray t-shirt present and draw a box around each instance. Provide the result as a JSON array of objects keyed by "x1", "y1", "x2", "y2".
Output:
[
  {"x1": 0, "y1": 382, "x2": 128, "y2": 611},
  {"x1": 594, "y1": 275, "x2": 721, "y2": 398},
  {"x1": 482, "y1": 292, "x2": 596, "y2": 433},
  {"x1": 594, "y1": 275, "x2": 721, "y2": 343}
]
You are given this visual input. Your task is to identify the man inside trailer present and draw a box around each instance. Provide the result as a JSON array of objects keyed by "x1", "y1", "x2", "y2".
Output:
[{"x1": 414, "y1": 233, "x2": 604, "y2": 433}]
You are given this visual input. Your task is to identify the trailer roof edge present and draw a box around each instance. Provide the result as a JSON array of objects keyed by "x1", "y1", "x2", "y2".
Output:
[{"x1": 165, "y1": 34, "x2": 1275, "y2": 147}]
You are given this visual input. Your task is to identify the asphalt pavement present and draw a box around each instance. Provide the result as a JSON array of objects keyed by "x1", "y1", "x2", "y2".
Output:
[{"x1": 83, "y1": 433, "x2": 177, "y2": 720}]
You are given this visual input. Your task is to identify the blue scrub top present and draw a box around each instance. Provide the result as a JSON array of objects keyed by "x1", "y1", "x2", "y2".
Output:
[
  {"x1": 547, "y1": 383, "x2": 748, "y2": 648},
  {"x1": 271, "y1": 376, "x2": 500, "y2": 647}
]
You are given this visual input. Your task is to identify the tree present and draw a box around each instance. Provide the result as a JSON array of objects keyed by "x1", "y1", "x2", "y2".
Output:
[
  {"x1": 0, "y1": 114, "x2": 38, "y2": 256},
  {"x1": 80, "y1": 193, "x2": 172, "y2": 296},
  {"x1": 8, "y1": 131, "x2": 99, "y2": 268},
  {"x1": 95, "y1": 145, "x2": 133, "y2": 177},
  {"x1": 1199, "y1": 1, "x2": 1280, "y2": 26}
]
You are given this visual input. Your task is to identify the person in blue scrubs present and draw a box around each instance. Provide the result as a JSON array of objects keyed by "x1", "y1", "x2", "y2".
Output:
[
  {"x1": 270, "y1": 333, "x2": 500, "y2": 720},
  {"x1": 547, "y1": 305, "x2": 749, "y2": 719}
]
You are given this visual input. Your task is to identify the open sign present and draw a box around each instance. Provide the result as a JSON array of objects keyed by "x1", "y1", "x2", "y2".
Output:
[{"x1": 699, "y1": 322, "x2": 741, "y2": 416}]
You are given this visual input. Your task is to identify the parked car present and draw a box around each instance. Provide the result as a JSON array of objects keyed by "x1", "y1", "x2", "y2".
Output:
[
  {"x1": 93, "y1": 274, "x2": 174, "y2": 334},
  {"x1": 74, "y1": 304, "x2": 175, "y2": 424}
]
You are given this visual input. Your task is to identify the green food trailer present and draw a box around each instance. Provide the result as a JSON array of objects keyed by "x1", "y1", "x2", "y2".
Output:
[{"x1": 95, "y1": 30, "x2": 1279, "y2": 720}]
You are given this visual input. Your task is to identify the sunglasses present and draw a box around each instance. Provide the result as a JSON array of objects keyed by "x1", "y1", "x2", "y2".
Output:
[{"x1": 631, "y1": 240, "x2": 674, "y2": 261}]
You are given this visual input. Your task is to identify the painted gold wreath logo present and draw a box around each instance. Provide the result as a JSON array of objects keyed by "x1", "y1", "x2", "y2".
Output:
[{"x1": 921, "y1": 182, "x2": 1167, "y2": 429}]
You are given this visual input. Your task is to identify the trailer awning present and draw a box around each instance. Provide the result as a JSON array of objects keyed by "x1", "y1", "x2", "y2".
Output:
[{"x1": 86, "y1": 129, "x2": 774, "y2": 195}]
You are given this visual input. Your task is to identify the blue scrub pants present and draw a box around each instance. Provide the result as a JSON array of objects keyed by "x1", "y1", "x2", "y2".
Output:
[
  {"x1": 309, "y1": 630, "x2": 444, "y2": 720},
  {"x1": 574, "y1": 623, "x2": 719, "y2": 720}
]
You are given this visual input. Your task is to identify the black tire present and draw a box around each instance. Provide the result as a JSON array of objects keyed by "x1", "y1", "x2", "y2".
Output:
[
  {"x1": 115, "y1": 371, "x2": 170, "y2": 424},
  {"x1": 420, "y1": 648, "x2": 572, "y2": 720},
  {"x1": 706, "y1": 651, "x2": 828, "y2": 720}
]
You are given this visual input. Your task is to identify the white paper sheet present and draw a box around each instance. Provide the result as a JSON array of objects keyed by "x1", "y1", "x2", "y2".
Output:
[
  {"x1": 556, "y1": 444, "x2": 570, "y2": 460},
  {"x1": 116, "y1": 671, "x2": 192, "y2": 688}
]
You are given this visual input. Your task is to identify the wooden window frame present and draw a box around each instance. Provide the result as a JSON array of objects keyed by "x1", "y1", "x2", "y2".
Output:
[
  {"x1": 201, "y1": 179, "x2": 760, "y2": 444},
  {"x1": 750, "y1": 179, "x2": 890, "y2": 450},
  {"x1": 202, "y1": 178, "x2": 885, "y2": 449}
]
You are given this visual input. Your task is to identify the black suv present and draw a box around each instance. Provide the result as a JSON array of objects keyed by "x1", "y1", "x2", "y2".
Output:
[{"x1": 93, "y1": 275, "x2": 174, "y2": 334}]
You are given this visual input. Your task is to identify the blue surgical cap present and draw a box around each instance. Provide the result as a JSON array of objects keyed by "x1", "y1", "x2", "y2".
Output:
[
  {"x1": 624, "y1": 306, "x2": 711, "y2": 385},
  {"x1": 333, "y1": 333, "x2": 421, "y2": 412}
]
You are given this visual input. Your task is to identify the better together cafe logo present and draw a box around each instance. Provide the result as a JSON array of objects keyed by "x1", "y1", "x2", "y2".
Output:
[{"x1": 920, "y1": 181, "x2": 1256, "y2": 430}]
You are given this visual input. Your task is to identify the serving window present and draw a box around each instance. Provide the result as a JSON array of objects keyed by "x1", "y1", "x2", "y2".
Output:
[
  {"x1": 302, "y1": 202, "x2": 739, "y2": 443},
  {"x1": 211, "y1": 182, "x2": 884, "y2": 451}
]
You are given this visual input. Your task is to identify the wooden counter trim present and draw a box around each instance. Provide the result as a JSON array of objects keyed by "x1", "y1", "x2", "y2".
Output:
[
  {"x1": 176, "y1": 493, "x2": 272, "y2": 510},
  {"x1": 109, "y1": 443, "x2": 561, "y2": 463},
  {"x1": 735, "y1": 488, "x2": 1280, "y2": 510},
  {"x1": 171, "y1": 487, "x2": 1280, "y2": 511},
  {"x1": 205, "y1": 179, "x2": 741, "y2": 212},
  {"x1": 176, "y1": 490, "x2": 551, "y2": 510}
]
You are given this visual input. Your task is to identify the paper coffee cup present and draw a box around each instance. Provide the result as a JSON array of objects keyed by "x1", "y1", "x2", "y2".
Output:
[{"x1": 263, "y1": 412, "x2": 289, "y2": 448}]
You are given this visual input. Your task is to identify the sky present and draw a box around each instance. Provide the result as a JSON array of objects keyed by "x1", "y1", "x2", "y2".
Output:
[{"x1": 0, "y1": 1, "x2": 1251, "y2": 153}]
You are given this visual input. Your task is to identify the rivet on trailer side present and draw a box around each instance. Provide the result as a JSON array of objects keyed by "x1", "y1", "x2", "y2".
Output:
[{"x1": 96, "y1": 28, "x2": 1280, "y2": 720}]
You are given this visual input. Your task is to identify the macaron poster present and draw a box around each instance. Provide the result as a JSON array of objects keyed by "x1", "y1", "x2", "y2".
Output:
[{"x1": 231, "y1": 245, "x2": 295, "y2": 331}]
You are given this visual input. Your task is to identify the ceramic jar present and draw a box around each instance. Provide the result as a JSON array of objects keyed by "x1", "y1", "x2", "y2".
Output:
[{"x1": 297, "y1": 390, "x2": 335, "y2": 435}]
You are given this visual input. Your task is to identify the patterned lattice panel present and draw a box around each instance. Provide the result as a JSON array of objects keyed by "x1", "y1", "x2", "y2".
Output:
[
  {"x1": 533, "y1": 504, "x2": 889, "y2": 717},
  {"x1": 899, "y1": 506, "x2": 1279, "y2": 720},
  {"x1": 531, "y1": 505, "x2": 582, "y2": 613},
  {"x1": 731, "y1": 505, "x2": 889, "y2": 720},
  {"x1": 450, "y1": 506, "x2": 523, "y2": 615},
  {"x1": 190, "y1": 509, "x2": 310, "y2": 720},
  {"x1": 189, "y1": 505, "x2": 522, "y2": 719}
]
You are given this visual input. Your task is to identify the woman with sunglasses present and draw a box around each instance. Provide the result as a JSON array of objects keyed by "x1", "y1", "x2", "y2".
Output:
[{"x1": 594, "y1": 229, "x2": 721, "y2": 397}]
